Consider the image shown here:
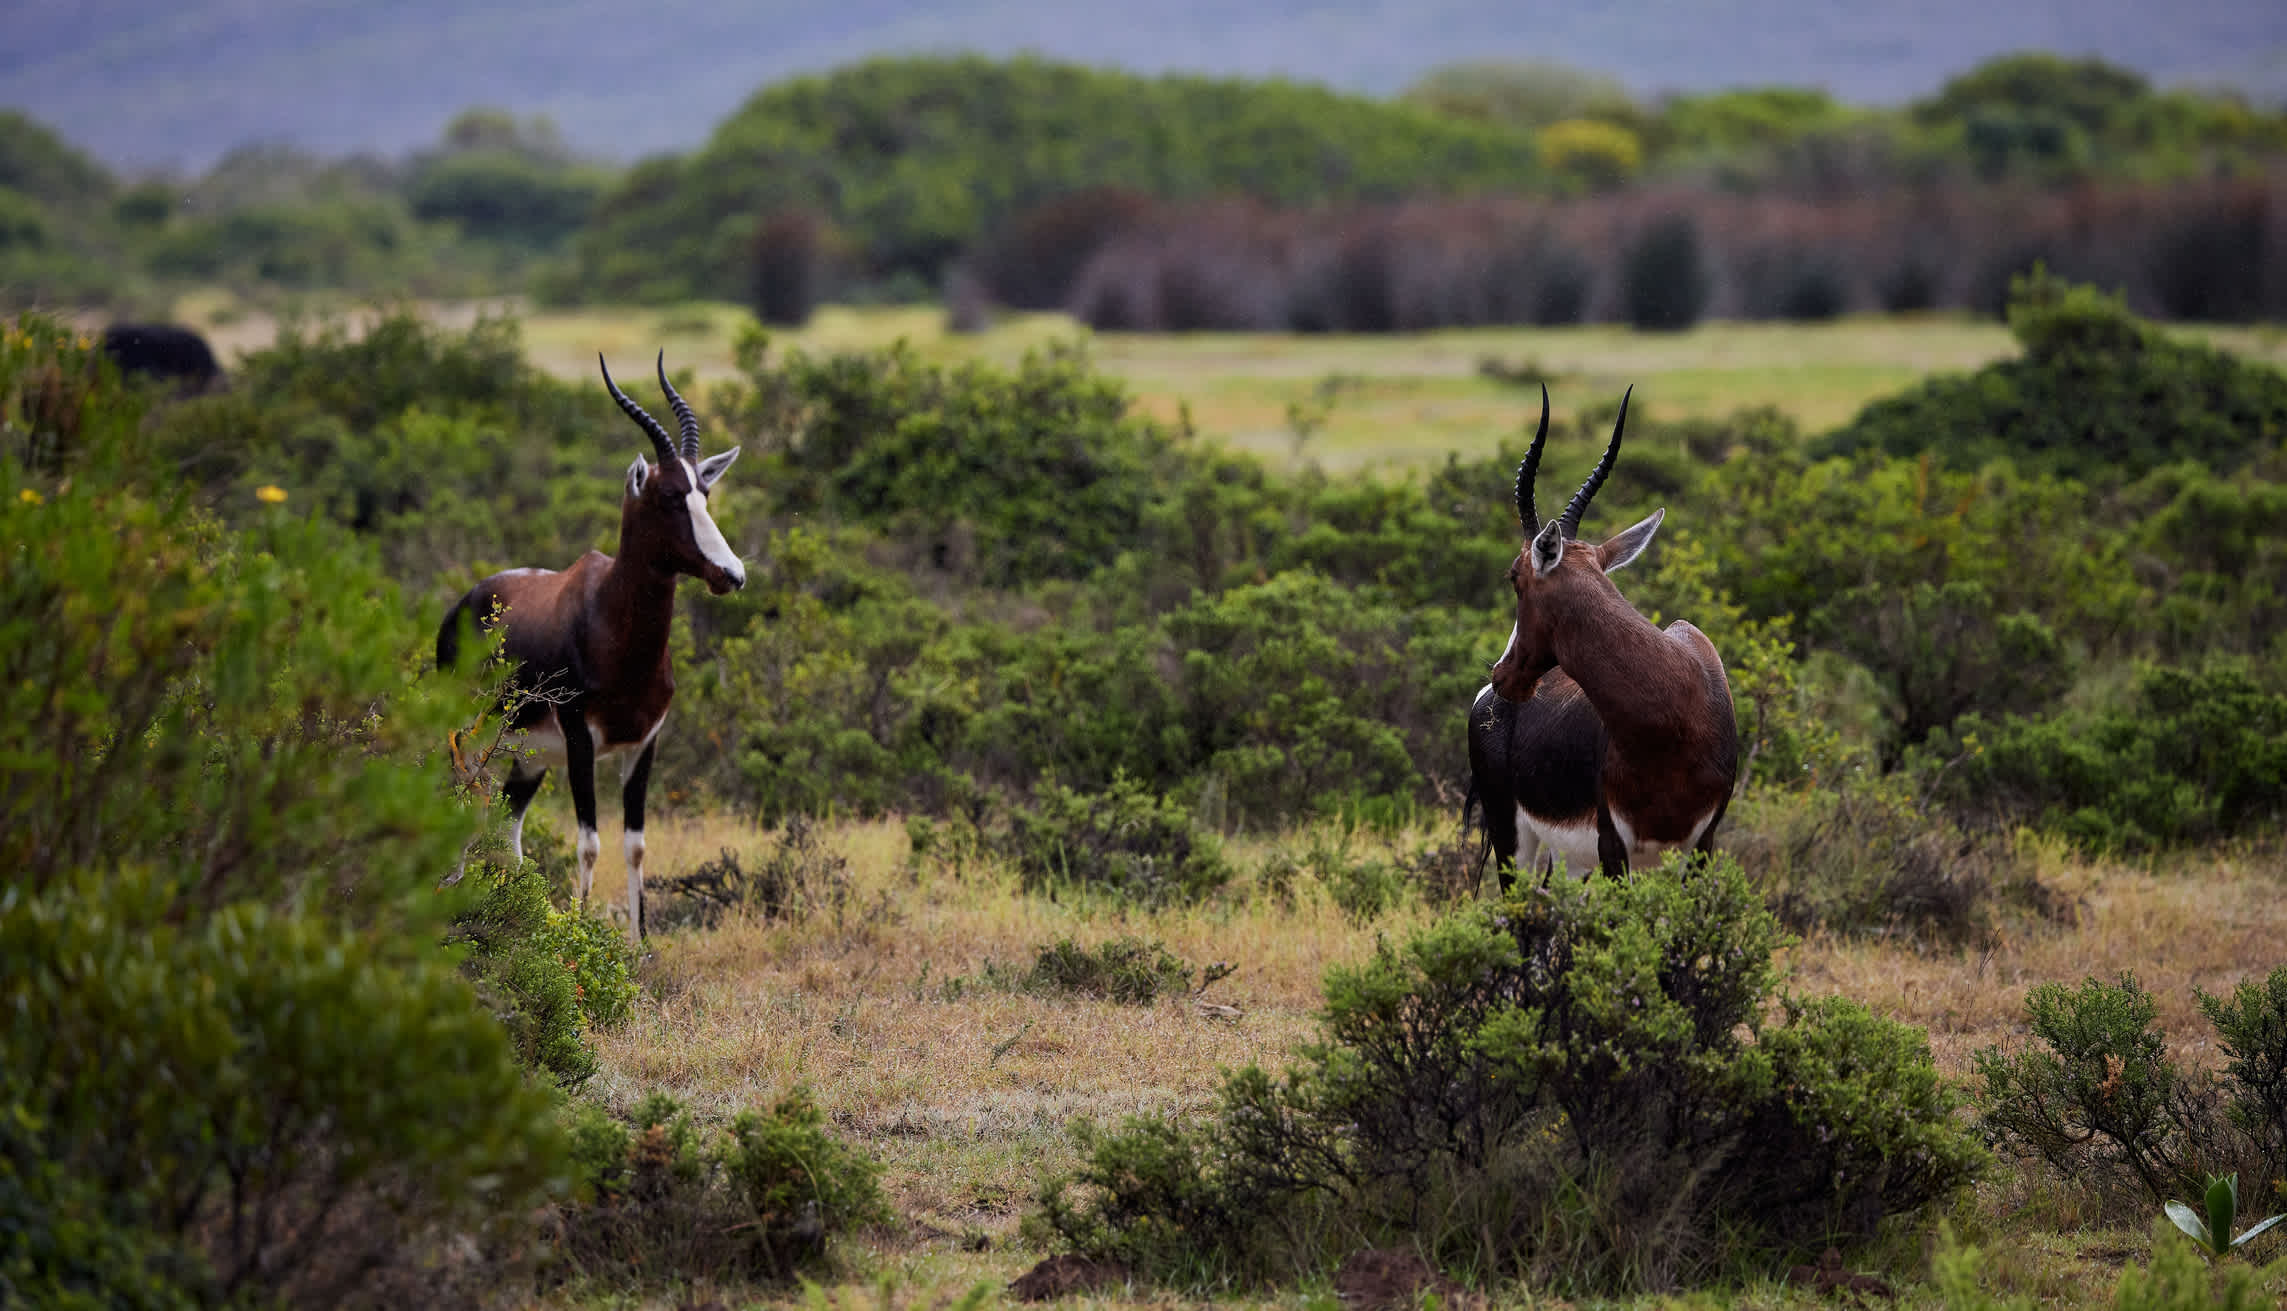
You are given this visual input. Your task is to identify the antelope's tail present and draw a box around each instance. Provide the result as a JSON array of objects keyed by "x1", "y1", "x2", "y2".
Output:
[
  {"x1": 1461, "y1": 774, "x2": 1491, "y2": 879},
  {"x1": 435, "y1": 592, "x2": 476, "y2": 674}
]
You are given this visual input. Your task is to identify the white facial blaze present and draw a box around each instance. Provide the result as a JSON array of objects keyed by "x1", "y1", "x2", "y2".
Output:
[
  {"x1": 1497, "y1": 623, "x2": 1520, "y2": 669},
  {"x1": 679, "y1": 459, "x2": 743, "y2": 585}
]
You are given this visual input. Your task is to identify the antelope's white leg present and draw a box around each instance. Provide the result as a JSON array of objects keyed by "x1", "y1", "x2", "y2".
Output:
[
  {"x1": 1514, "y1": 810, "x2": 1543, "y2": 887},
  {"x1": 576, "y1": 825, "x2": 600, "y2": 907},
  {"x1": 507, "y1": 810, "x2": 527, "y2": 868},
  {"x1": 623, "y1": 830, "x2": 646, "y2": 949}
]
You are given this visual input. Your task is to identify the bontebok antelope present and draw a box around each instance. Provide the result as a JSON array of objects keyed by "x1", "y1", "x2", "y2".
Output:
[
  {"x1": 438, "y1": 354, "x2": 744, "y2": 944},
  {"x1": 1467, "y1": 386, "x2": 1738, "y2": 887}
]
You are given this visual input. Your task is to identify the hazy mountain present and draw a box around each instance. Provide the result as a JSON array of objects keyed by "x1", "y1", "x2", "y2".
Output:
[{"x1": 7, "y1": 0, "x2": 2284, "y2": 173}]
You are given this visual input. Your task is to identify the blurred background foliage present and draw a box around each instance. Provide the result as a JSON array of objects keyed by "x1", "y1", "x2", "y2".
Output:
[{"x1": 3, "y1": 50, "x2": 2285, "y2": 324}]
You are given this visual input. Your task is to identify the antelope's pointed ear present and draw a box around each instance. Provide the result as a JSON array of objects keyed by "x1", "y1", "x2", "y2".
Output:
[
  {"x1": 1530, "y1": 520, "x2": 1566, "y2": 577},
  {"x1": 695, "y1": 446, "x2": 740, "y2": 492},
  {"x1": 1600, "y1": 507, "x2": 1665, "y2": 573},
  {"x1": 625, "y1": 454, "x2": 649, "y2": 499}
]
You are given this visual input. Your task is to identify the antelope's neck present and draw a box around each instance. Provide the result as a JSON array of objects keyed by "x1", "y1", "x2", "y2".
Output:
[
  {"x1": 1549, "y1": 589, "x2": 1712, "y2": 752},
  {"x1": 594, "y1": 544, "x2": 678, "y2": 679}
]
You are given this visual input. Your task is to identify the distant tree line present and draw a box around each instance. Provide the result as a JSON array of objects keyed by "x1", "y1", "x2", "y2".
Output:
[
  {"x1": 2, "y1": 50, "x2": 2283, "y2": 318},
  {"x1": 946, "y1": 171, "x2": 2287, "y2": 332}
]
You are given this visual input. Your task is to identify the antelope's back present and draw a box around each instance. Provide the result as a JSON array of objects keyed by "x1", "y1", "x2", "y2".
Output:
[{"x1": 435, "y1": 566, "x2": 572, "y2": 675}]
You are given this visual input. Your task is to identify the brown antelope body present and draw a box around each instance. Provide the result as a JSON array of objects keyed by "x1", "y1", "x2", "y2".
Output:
[
  {"x1": 438, "y1": 355, "x2": 743, "y2": 944},
  {"x1": 1467, "y1": 387, "x2": 1738, "y2": 887}
]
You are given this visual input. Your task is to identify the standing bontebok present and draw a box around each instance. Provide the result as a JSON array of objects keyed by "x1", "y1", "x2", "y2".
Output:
[
  {"x1": 437, "y1": 353, "x2": 745, "y2": 945},
  {"x1": 1466, "y1": 386, "x2": 1738, "y2": 888}
]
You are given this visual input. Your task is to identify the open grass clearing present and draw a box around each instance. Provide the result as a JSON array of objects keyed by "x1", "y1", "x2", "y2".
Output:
[
  {"x1": 524, "y1": 799, "x2": 2287, "y2": 1308},
  {"x1": 152, "y1": 294, "x2": 2287, "y2": 477}
]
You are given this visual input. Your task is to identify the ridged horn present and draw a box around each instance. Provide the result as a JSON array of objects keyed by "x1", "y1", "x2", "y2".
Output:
[
  {"x1": 1560, "y1": 385, "x2": 1631, "y2": 540},
  {"x1": 657, "y1": 351, "x2": 701, "y2": 460},
  {"x1": 1514, "y1": 382, "x2": 1550, "y2": 538},
  {"x1": 599, "y1": 353, "x2": 676, "y2": 463}
]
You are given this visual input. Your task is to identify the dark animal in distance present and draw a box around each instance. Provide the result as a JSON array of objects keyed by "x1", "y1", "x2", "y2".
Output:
[
  {"x1": 437, "y1": 353, "x2": 744, "y2": 945},
  {"x1": 1466, "y1": 385, "x2": 1739, "y2": 887},
  {"x1": 99, "y1": 322, "x2": 226, "y2": 394}
]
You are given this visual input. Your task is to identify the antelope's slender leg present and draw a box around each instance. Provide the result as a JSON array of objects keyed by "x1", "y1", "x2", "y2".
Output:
[
  {"x1": 562, "y1": 711, "x2": 601, "y2": 909},
  {"x1": 1595, "y1": 801, "x2": 1629, "y2": 880},
  {"x1": 1690, "y1": 796, "x2": 1730, "y2": 874},
  {"x1": 621, "y1": 740, "x2": 657, "y2": 948},
  {"x1": 502, "y1": 763, "x2": 548, "y2": 868}
]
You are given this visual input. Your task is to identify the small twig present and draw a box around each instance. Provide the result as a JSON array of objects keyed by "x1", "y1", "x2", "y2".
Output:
[
  {"x1": 1193, "y1": 961, "x2": 1236, "y2": 1000},
  {"x1": 988, "y1": 1021, "x2": 1034, "y2": 1067}
]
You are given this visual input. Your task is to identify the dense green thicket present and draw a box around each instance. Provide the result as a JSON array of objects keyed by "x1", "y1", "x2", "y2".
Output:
[
  {"x1": 0, "y1": 316, "x2": 571, "y2": 1304},
  {"x1": 111, "y1": 272, "x2": 2285, "y2": 864},
  {"x1": 1033, "y1": 857, "x2": 1984, "y2": 1293},
  {"x1": 1817, "y1": 269, "x2": 2287, "y2": 478},
  {"x1": 566, "y1": 55, "x2": 1550, "y2": 303},
  {"x1": 0, "y1": 313, "x2": 890, "y2": 1304}
]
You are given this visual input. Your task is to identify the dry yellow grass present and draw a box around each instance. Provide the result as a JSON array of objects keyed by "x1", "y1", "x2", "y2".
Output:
[{"x1": 522, "y1": 803, "x2": 2287, "y2": 1309}]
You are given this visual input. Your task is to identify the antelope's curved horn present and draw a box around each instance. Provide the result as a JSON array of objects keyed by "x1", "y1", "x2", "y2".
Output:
[
  {"x1": 1514, "y1": 382, "x2": 1549, "y2": 538},
  {"x1": 1560, "y1": 385, "x2": 1631, "y2": 540},
  {"x1": 657, "y1": 351, "x2": 701, "y2": 460},
  {"x1": 600, "y1": 353, "x2": 677, "y2": 463}
]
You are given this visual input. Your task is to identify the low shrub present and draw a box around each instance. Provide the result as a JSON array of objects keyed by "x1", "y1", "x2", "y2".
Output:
[
  {"x1": 1034, "y1": 855, "x2": 1984, "y2": 1294},
  {"x1": 1925, "y1": 662, "x2": 2287, "y2": 852},
  {"x1": 1001, "y1": 771, "x2": 1233, "y2": 903},
  {"x1": 448, "y1": 845, "x2": 635, "y2": 1088},
  {"x1": 1974, "y1": 969, "x2": 2287, "y2": 1221},
  {"x1": 1816, "y1": 268, "x2": 2287, "y2": 480},
  {"x1": 647, "y1": 818, "x2": 855, "y2": 932},
  {"x1": 1024, "y1": 936, "x2": 1199, "y2": 1004},
  {"x1": 2, "y1": 878, "x2": 567, "y2": 1308},
  {"x1": 552, "y1": 1090, "x2": 886, "y2": 1287},
  {"x1": 1724, "y1": 774, "x2": 2066, "y2": 946}
]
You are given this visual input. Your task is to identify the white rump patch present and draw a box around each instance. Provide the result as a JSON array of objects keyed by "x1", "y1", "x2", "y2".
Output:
[{"x1": 1521, "y1": 807, "x2": 1602, "y2": 880}]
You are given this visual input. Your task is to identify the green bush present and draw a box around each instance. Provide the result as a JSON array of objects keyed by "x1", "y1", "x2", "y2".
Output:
[
  {"x1": 1818, "y1": 579, "x2": 2076, "y2": 754},
  {"x1": 568, "y1": 53, "x2": 1548, "y2": 301},
  {"x1": 1723, "y1": 773, "x2": 2055, "y2": 945},
  {"x1": 1036, "y1": 856, "x2": 1984, "y2": 1293},
  {"x1": 1815, "y1": 269, "x2": 2287, "y2": 479},
  {"x1": 1926, "y1": 662, "x2": 2287, "y2": 851},
  {"x1": 3, "y1": 878, "x2": 566, "y2": 1306},
  {"x1": 2200, "y1": 968, "x2": 2287, "y2": 1180},
  {"x1": 741, "y1": 332, "x2": 1176, "y2": 585},
  {"x1": 553, "y1": 1090, "x2": 885, "y2": 1285},
  {"x1": 1002, "y1": 772, "x2": 1232, "y2": 903},
  {"x1": 1974, "y1": 970, "x2": 2287, "y2": 1219},
  {"x1": 448, "y1": 849, "x2": 635, "y2": 1087},
  {"x1": 405, "y1": 150, "x2": 605, "y2": 249},
  {"x1": 1024, "y1": 935, "x2": 1198, "y2": 1004},
  {"x1": 1, "y1": 313, "x2": 573, "y2": 1302}
]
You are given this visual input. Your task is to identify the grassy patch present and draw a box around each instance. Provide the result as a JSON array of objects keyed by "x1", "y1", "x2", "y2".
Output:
[
  {"x1": 529, "y1": 806, "x2": 2287, "y2": 1306},
  {"x1": 152, "y1": 298, "x2": 2287, "y2": 478}
]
